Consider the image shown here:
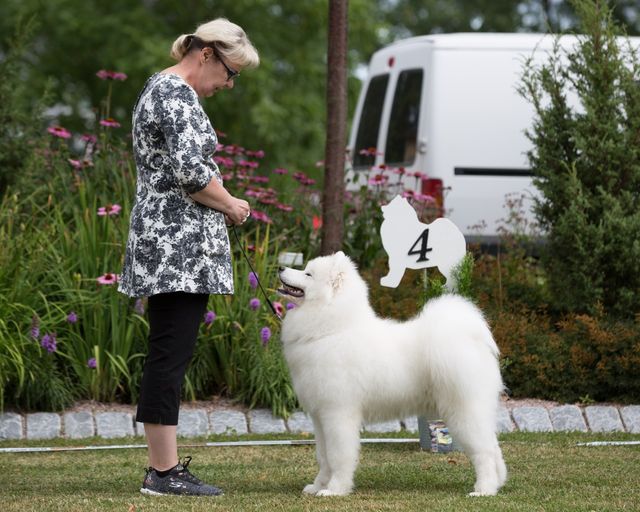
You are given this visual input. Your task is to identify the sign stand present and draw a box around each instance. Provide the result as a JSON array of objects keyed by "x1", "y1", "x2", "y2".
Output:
[{"x1": 379, "y1": 195, "x2": 466, "y2": 451}]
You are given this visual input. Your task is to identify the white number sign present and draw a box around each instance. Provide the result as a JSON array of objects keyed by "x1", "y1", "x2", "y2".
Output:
[{"x1": 379, "y1": 195, "x2": 466, "y2": 289}]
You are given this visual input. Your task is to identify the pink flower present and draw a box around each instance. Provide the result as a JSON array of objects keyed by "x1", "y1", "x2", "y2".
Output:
[
  {"x1": 96, "y1": 69, "x2": 128, "y2": 81},
  {"x1": 415, "y1": 193, "x2": 436, "y2": 204},
  {"x1": 273, "y1": 168, "x2": 288, "y2": 175},
  {"x1": 68, "y1": 158, "x2": 93, "y2": 170},
  {"x1": 215, "y1": 129, "x2": 227, "y2": 138},
  {"x1": 292, "y1": 171, "x2": 308, "y2": 183},
  {"x1": 81, "y1": 134, "x2": 97, "y2": 143},
  {"x1": 100, "y1": 118, "x2": 121, "y2": 128},
  {"x1": 97, "y1": 204, "x2": 122, "y2": 216},
  {"x1": 238, "y1": 159, "x2": 259, "y2": 169},
  {"x1": 68, "y1": 159, "x2": 83, "y2": 169},
  {"x1": 312, "y1": 215, "x2": 323, "y2": 231},
  {"x1": 368, "y1": 174, "x2": 389, "y2": 186},
  {"x1": 214, "y1": 156, "x2": 235, "y2": 168},
  {"x1": 392, "y1": 166, "x2": 406, "y2": 175},
  {"x1": 96, "y1": 273, "x2": 118, "y2": 285},
  {"x1": 224, "y1": 144, "x2": 245, "y2": 155},
  {"x1": 246, "y1": 150, "x2": 265, "y2": 158},
  {"x1": 359, "y1": 147, "x2": 382, "y2": 156},
  {"x1": 273, "y1": 302, "x2": 284, "y2": 317},
  {"x1": 276, "y1": 203, "x2": 293, "y2": 212},
  {"x1": 47, "y1": 125, "x2": 72, "y2": 139},
  {"x1": 250, "y1": 210, "x2": 273, "y2": 224}
]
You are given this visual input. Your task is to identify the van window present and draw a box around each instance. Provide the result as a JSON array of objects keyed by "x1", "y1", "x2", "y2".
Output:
[
  {"x1": 385, "y1": 69, "x2": 423, "y2": 166},
  {"x1": 353, "y1": 74, "x2": 389, "y2": 169}
]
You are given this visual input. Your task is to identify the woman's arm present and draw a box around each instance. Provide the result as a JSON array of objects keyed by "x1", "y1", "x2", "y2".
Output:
[{"x1": 190, "y1": 178, "x2": 250, "y2": 225}]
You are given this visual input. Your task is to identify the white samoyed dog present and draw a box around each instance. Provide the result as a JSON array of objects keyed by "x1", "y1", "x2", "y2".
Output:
[{"x1": 278, "y1": 251, "x2": 507, "y2": 497}]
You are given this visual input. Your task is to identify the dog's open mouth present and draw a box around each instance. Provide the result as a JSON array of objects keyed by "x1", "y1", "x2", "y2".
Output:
[{"x1": 278, "y1": 281, "x2": 304, "y2": 298}]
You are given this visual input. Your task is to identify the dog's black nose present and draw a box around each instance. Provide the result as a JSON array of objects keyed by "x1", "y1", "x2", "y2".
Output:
[{"x1": 278, "y1": 266, "x2": 285, "y2": 273}]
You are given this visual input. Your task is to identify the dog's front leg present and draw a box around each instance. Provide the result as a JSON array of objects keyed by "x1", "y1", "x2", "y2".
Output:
[
  {"x1": 303, "y1": 415, "x2": 330, "y2": 495},
  {"x1": 314, "y1": 412, "x2": 361, "y2": 497}
]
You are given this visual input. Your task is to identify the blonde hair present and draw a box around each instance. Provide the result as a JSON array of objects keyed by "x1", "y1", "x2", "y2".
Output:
[{"x1": 170, "y1": 18, "x2": 259, "y2": 68}]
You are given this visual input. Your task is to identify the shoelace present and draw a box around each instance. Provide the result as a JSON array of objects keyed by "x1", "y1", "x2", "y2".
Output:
[
  {"x1": 145, "y1": 455, "x2": 201, "y2": 485},
  {"x1": 175, "y1": 456, "x2": 203, "y2": 485}
]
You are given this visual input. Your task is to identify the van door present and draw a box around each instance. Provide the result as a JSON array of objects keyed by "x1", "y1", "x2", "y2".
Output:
[{"x1": 349, "y1": 44, "x2": 430, "y2": 186}]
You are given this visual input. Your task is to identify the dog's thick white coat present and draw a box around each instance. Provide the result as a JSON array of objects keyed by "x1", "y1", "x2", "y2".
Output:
[{"x1": 280, "y1": 252, "x2": 507, "y2": 497}]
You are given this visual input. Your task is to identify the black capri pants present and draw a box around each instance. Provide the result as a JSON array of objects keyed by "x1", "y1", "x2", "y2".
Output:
[{"x1": 136, "y1": 291, "x2": 209, "y2": 425}]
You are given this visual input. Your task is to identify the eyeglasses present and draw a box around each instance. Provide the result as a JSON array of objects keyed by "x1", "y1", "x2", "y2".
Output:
[{"x1": 211, "y1": 47, "x2": 240, "y2": 82}]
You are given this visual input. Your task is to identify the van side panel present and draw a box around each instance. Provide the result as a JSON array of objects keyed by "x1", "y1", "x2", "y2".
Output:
[{"x1": 427, "y1": 46, "x2": 539, "y2": 235}]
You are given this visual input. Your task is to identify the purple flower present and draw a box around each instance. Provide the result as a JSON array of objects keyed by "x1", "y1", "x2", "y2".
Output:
[
  {"x1": 249, "y1": 298, "x2": 261, "y2": 311},
  {"x1": 30, "y1": 315, "x2": 40, "y2": 339},
  {"x1": 134, "y1": 299, "x2": 145, "y2": 315},
  {"x1": 40, "y1": 333, "x2": 57, "y2": 353},
  {"x1": 286, "y1": 302, "x2": 297, "y2": 310},
  {"x1": 204, "y1": 310, "x2": 216, "y2": 325},
  {"x1": 67, "y1": 311, "x2": 78, "y2": 324},
  {"x1": 248, "y1": 272, "x2": 258, "y2": 289},
  {"x1": 87, "y1": 357, "x2": 97, "y2": 369},
  {"x1": 260, "y1": 327, "x2": 271, "y2": 346}
]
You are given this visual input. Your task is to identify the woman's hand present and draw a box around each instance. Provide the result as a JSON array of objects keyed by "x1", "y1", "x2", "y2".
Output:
[
  {"x1": 189, "y1": 178, "x2": 250, "y2": 225},
  {"x1": 225, "y1": 197, "x2": 251, "y2": 225}
]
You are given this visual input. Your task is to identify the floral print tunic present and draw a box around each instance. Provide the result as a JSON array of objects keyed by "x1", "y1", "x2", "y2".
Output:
[{"x1": 118, "y1": 73, "x2": 233, "y2": 297}]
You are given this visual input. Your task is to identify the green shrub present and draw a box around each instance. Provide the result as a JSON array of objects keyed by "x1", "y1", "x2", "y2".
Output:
[
  {"x1": 519, "y1": 0, "x2": 640, "y2": 319},
  {"x1": 492, "y1": 307, "x2": 640, "y2": 403}
]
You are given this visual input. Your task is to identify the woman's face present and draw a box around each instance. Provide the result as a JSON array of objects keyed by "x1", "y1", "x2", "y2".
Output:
[{"x1": 195, "y1": 47, "x2": 241, "y2": 98}]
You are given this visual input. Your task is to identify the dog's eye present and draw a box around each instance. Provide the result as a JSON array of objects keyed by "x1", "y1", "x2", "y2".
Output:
[{"x1": 305, "y1": 272, "x2": 312, "y2": 277}]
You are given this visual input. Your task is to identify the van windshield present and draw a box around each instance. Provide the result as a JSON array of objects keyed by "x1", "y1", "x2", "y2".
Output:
[
  {"x1": 385, "y1": 69, "x2": 423, "y2": 166},
  {"x1": 353, "y1": 74, "x2": 389, "y2": 169}
]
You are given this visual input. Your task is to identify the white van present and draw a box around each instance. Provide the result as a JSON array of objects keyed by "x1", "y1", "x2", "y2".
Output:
[{"x1": 346, "y1": 33, "x2": 640, "y2": 243}]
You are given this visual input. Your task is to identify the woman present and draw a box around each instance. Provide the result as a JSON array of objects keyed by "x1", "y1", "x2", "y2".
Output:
[{"x1": 118, "y1": 18, "x2": 259, "y2": 496}]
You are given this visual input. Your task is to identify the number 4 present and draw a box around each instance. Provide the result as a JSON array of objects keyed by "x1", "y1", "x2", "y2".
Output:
[{"x1": 408, "y1": 229, "x2": 432, "y2": 262}]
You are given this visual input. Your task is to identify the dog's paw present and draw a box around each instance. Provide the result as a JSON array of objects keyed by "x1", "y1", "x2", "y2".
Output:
[
  {"x1": 316, "y1": 489, "x2": 350, "y2": 497},
  {"x1": 302, "y1": 484, "x2": 321, "y2": 495},
  {"x1": 468, "y1": 489, "x2": 498, "y2": 497}
]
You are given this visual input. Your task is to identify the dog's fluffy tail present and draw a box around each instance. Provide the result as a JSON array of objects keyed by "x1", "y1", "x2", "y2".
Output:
[{"x1": 420, "y1": 294, "x2": 500, "y2": 359}]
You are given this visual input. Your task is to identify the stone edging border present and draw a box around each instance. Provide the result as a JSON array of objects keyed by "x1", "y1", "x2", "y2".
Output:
[{"x1": 1, "y1": 404, "x2": 639, "y2": 441}]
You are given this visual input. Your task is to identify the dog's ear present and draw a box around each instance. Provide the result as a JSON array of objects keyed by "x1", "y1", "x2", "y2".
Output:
[
  {"x1": 330, "y1": 252, "x2": 349, "y2": 293},
  {"x1": 331, "y1": 269, "x2": 345, "y2": 293}
]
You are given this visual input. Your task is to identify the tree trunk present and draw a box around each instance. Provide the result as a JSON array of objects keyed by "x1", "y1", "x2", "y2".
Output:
[{"x1": 320, "y1": 0, "x2": 348, "y2": 255}]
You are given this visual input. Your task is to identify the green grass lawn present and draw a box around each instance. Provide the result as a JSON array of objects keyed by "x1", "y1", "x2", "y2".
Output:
[{"x1": 2, "y1": 432, "x2": 639, "y2": 511}]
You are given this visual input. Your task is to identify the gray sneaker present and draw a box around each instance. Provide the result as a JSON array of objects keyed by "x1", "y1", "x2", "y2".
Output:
[{"x1": 140, "y1": 456, "x2": 223, "y2": 496}]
